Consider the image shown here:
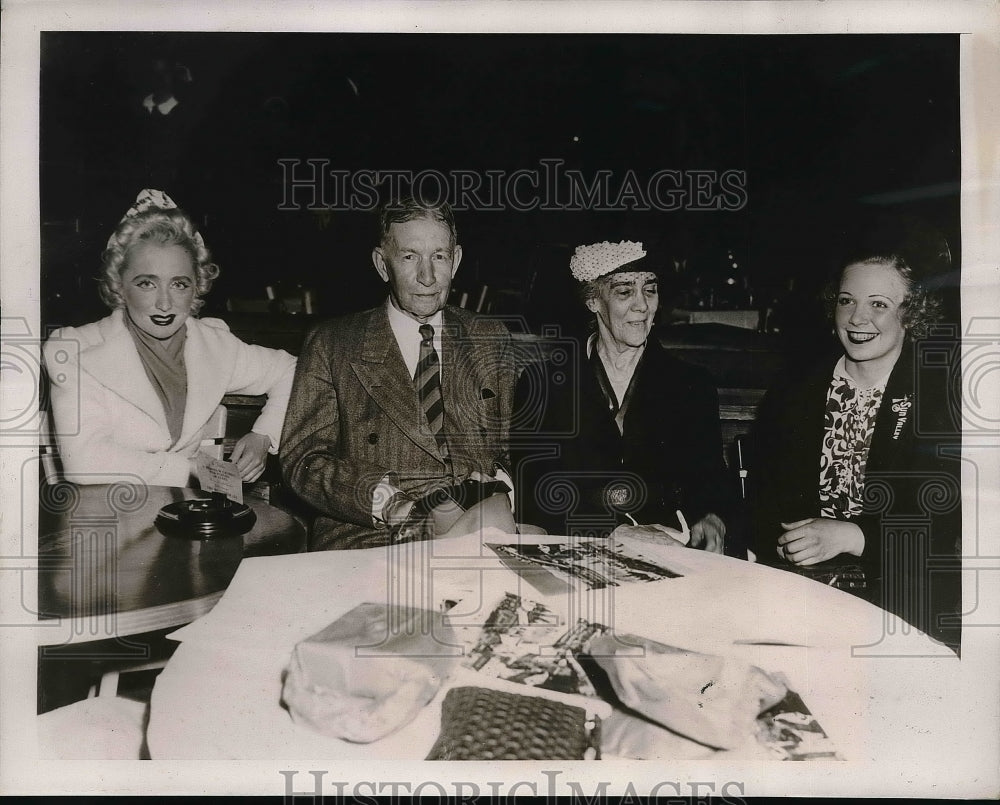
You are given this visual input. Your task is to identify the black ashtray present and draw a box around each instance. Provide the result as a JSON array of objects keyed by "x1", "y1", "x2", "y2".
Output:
[{"x1": 155, "y1": 496, "x2": 257, "y2": 539}]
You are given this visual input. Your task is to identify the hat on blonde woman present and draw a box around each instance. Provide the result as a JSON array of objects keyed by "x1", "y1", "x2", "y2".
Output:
[{"x1": 570, "y1": 240, "x2": 649, "y2": 282}]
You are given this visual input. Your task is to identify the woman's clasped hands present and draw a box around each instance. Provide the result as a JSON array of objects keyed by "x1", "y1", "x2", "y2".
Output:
[{"x1": 777, "y1": 517, "x2": 864, "y2": 565}]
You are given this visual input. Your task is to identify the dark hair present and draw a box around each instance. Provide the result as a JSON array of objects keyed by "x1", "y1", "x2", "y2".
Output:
[
  {"x1": 824, "y1": 253, "x2": 941, "y2": 339},
  {"x1": 99, "y1": 207, "x2": 219, "y2": 314},
  {"x1": 377, "y1": 196, "x2": 458, "y2": 249},
  {"x1": 577, "y1": 259, "x2": 656, "y2": 306}
]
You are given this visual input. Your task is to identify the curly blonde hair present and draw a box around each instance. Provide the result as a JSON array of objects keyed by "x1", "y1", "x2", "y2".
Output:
[
  {"x1": 825, "y1": 254, "x2": 941, "y2": 340},
  {"x1": 99, "y1": 207, "x2": 219, "y2": 314}
]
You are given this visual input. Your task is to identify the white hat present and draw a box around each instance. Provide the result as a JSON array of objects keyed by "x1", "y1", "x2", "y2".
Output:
[{"x1": 570, "y1": 240, "x2": 647, "y2": 282}]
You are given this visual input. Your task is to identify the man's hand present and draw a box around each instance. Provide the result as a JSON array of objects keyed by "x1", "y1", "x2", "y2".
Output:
[
  {"x1": 229, "y1": 432, "x2": 272, "y2": 482},
  {"x1": 382, "y1": 491, "x2": 417, "y2": 526},
  {"x1": 688, "y1": 513, "x2": 726, "y2": 554},
  {"x1": 777, "y1": 517, "x2": 864, "y2": 565},
  {"x1": 381, "y1": 491, "x2": 435, "y2": 543}
]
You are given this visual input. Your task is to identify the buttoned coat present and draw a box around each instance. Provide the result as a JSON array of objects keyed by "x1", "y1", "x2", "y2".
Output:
[
  {"x1": 280, "y1": 304, "x2": 515, "y2": 550},
  {"x1": 43, "y1": 310, "x2": 297, "y2": 487}
]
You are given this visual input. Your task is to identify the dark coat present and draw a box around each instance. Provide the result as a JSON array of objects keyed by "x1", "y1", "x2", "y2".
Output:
[
  {"x1": 511, "y1": 337, "x2": 735, "y2": 539},
  {"x1": 281, "y1": 304, "x2": 515, "y2": 550},
  {"x1": 751, "y1": 343, "x2": 962, "y2": 650}
]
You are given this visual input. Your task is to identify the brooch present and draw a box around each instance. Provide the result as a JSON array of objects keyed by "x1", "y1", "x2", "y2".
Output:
[{"x1": 890, "y1": 394, "x2": 912, "y2": 440}]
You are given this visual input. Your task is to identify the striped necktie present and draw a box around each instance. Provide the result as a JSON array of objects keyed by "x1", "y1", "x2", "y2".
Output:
[{"x1": 415, "y1": 323, "x2": 448, "y2": 455}]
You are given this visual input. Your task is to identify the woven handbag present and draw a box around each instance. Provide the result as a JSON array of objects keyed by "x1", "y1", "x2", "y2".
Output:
[{"x1": 426, "y1": 686, "x2": 600, "y2": 760}]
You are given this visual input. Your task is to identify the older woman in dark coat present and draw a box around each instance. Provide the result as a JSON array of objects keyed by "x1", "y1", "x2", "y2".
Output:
[{"x1": 511, "y1": 240, "x2": 734, "y2": 551}]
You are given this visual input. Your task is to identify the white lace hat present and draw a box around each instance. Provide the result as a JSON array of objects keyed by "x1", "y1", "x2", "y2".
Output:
[{"x1": 570, "y1": 240, "x2": 647, "y2": 282}]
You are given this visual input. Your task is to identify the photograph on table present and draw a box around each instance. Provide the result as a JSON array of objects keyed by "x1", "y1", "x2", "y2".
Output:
[
  {"x1": 487, "y1": 539, "x2": 684, "y2": 591},
  {"x1": 756, "y1": 690, "x2": 842, "y2": 761},
  {"x1": 450, "y1": 590, "x2": 842, "y2": 760}
]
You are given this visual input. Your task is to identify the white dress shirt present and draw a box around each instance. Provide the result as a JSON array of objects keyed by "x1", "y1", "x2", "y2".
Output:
[{"x1": 385, "y1": 299, "x2": 444, "y2": 379}]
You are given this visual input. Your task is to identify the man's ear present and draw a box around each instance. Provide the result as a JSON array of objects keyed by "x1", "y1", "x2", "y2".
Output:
[
  {"x1": 450, "y1": 244, "x2": 463, "y2": 278},
  {"x1": 372, "y1": 247, "x2": 389, "y2": 283}
]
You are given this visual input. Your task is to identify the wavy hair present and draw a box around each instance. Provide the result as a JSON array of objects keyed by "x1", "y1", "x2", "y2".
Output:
[
  {"x1": 98, "y1": 207, "x2": 219, "y2": 314},
  {"x1": 377, "y1": 195, "x2": 458, "y2": 249},
  {"x1": 824, "y1": 254, "x2": 941, "y2": 340}
]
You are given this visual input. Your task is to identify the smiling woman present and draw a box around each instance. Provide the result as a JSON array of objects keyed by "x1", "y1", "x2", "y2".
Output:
[
  {"x1": 42, "y1": 189, "x2": 298, "y2": 488},
  {"x1": 751, "y1": 246, "x2": 961, "y2": 652}
]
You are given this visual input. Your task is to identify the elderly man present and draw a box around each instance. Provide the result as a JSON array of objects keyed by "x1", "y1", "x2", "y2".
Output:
[{"x1": 281, "y1": 197, "x2": 516, "y2": 549}]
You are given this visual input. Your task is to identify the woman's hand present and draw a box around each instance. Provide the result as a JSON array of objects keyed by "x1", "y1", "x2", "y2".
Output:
[
  {"x1": 611, "y1": 523, "x2": 688, "y2": 547},
  {"x1": 777, "y1": 517, "x2": 865, "y2": 565},
  {"x1": 688, "y1": 513, "x2": 726, "y2": 554},
  {"x1": 229, "y1": 432, "x2": 272, "y2": 482}
]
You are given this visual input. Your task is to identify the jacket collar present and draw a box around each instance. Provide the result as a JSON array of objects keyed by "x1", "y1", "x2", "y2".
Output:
[
  {"x1": 79, "y1": 310, "x2": 231, "y2": 445},
  {"x1": 82, "y1": 310, "x2": 168, "y2": 432},
  {"x1": 872, "y1": 342, "x2": 918, "y2": 450},
  {"x1": 350, "y1": 303, "x2": 464, "y2": 463}
]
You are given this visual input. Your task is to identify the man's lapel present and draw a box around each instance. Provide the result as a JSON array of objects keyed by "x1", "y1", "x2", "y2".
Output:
[
  {"x1": 350, "y1": 305, "x2": 444, "y2": 463},
  {"x1": 441, "y1": 309, "x2": 470, "y2": 424}
]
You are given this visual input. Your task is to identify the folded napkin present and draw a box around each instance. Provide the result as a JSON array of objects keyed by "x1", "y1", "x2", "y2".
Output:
[
  {"x1": 587, "y1": 633, "x2": 787, "y2": 750},
  {"x1": 281, "y1": 603, "x2": 458, "y2": 743}
]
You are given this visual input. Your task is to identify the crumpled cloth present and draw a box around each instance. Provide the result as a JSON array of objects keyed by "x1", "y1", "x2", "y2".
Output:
[
  {"x1": 587, "y1": 633, "x2": 787, "y2": 751},
  {"x1": 281, "y1": 603, "x2": 458, "y2": 743}
]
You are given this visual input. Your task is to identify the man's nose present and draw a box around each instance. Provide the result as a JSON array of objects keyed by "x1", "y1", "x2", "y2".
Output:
[{"x1": 416, "y1": 259, "x2": 435, "y2": 286}]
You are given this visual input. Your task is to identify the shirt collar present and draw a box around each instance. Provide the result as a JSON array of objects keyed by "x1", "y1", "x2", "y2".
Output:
[
  {"x1": 143, "y1": 93, "x2": 179, "y2": 115},
  {"x1": 833, "y1": 355, "x2": 892, "y2": 392},
  {"x1": 385, "y1": 298, "x2": 443, "y2": 339}
]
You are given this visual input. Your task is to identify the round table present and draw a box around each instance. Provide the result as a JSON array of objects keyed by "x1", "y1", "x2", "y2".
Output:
[
  {"x1": 37, "y1": 483, "x2": 305, "y2": 644},
  {"x1": 146, "y1": 530, "x2": 969, "y2": 785}
]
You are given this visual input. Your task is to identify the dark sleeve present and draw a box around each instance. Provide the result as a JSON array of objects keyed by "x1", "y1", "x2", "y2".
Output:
[
  {"x1": 749, "y1": 377, "x2": 810, "y2": 567},
  {"x1": 487, "y1": 320, "x2": 517, "y2": 478},
  {"x1": 678, "y1": 364, "x2": 738, "y2": 528},
  {"x1": 859, "y1": 355, "x2": 963, "y2": 649}
]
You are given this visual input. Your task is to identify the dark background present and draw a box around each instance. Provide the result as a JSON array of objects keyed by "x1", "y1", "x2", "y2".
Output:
[{"x1": 39, "y1": 32, "x2": 960, "y2": 349}]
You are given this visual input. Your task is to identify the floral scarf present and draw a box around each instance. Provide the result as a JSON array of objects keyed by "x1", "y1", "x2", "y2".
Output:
[{"x1": 818, "y1": 358, "x2": 888, "y2": 519}]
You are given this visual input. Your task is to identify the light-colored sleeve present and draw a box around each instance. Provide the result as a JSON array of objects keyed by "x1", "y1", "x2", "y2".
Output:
[
  {"x1": 222, "y1": 334, "x2": 297, "y2": 453},
  {"x1": 371, "y1": 474, "x2": 406, "y2": 525},
  {"x1": 494, "y1": 465, "x2": 515, "y2": 514},
  {"x1": 43, "y1": 336, "x2": 193, "y2": 487}
]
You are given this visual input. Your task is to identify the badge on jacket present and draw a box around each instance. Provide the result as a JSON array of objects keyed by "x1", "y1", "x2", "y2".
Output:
[{"x1": 891, "y1": 394, "x2": 912, "y2": 440}]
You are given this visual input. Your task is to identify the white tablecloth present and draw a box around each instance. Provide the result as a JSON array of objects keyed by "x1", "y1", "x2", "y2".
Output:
[{"x1": 147, "y1": 529, "x2": 968, "y2": 771}]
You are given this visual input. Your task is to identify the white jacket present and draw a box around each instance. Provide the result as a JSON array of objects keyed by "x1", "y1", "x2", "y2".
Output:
[{"x1": 43, "y1": 310, "x2": 297, "y2": 487}]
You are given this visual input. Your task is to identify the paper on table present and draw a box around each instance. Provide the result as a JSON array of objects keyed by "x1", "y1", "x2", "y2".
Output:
[
  {"x1": 167, "y1": 531, "x2": 529, "y2": 650},
  {"x1": 195, "y1": 452, "x2": 243, "y2": 504},
  {"x1": 167, "y1": 551, "x2": 386, "y2": 648}
]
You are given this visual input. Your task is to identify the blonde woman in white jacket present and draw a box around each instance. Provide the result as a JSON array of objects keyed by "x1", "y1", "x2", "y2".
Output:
[{"x1": 43, "y1": 189, "x2": 296, "y2": 488}]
